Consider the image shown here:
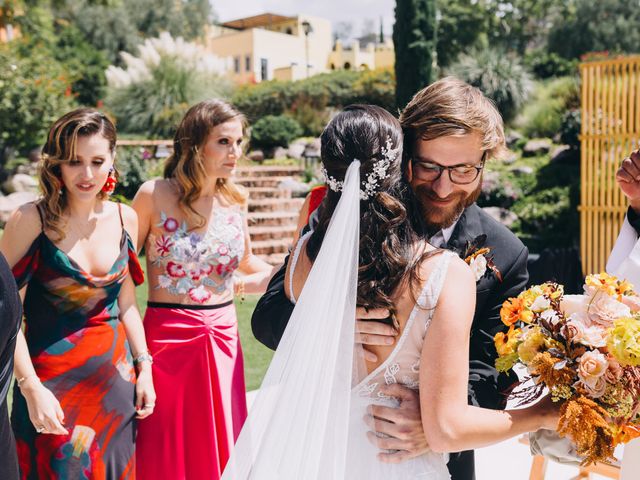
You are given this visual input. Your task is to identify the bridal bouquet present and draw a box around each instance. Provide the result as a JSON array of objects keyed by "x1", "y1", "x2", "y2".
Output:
[{"x1": 494, "y1": 273, "x2": 640, "y2": 465}]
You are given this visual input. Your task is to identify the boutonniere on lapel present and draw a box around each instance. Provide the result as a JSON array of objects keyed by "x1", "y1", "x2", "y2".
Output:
[{"x1": 459, "y1": 234, "x2": 503, "y2": 283}]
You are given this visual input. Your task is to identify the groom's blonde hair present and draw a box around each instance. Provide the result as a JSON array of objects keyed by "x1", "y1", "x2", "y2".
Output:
[{"x1": 400, "y1": 76, "x2": 508, "y2": 162}]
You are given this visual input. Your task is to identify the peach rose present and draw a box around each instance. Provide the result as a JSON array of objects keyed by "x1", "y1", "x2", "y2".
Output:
[
  {"x1": 620, "y1": 295, "x2": 640, "y2": 313},
  {"x1": 578, "y1": 375, "x2": 608, "y2": 399},
  {"x1": 605, "y1": 355, "x2": 623, "y2": 383},
  {"x1": 587, "y1": 293, "x2": 631, "y2": 328},
  {"x1": 578, "y1": 350, "x2": 608, "y2": 389}
]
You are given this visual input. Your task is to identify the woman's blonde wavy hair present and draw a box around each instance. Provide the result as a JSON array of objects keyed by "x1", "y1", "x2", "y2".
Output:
[
  {"x1": 163, "y1": 99, "x2": 248, "y2": 229},
  {"x1": 39, "y1": 108, "x2": 117, "y2": 240}
]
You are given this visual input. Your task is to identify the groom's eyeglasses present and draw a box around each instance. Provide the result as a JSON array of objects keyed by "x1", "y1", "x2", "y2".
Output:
[{"x1": 411, "y1": 152, "x2": 486, "y2": 185}]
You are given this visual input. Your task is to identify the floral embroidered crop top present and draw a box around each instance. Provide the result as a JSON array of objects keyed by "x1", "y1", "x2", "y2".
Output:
[{"x1": 147, "y1": 206, "x2": 245, "y2": 304}]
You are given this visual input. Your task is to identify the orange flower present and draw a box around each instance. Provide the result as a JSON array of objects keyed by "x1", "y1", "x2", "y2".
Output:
[
  {"x1": 612, "y1": 424, "x2": 640, "y2": 445},
  {"x1": 500, "y1": 297, "x2": 533, "y2": 326}
]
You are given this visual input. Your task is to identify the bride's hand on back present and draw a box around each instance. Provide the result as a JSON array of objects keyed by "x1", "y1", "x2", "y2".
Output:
[{"x1": 355, "y1": 307, "x2": 398, "y2": 363}]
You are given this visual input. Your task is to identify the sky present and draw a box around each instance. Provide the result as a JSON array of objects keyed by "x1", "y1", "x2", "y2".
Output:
[{"x1": 212, "y1": 0, "x2": 396, "y2": 39}]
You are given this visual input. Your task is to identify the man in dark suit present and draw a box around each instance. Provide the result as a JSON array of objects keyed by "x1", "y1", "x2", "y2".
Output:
[
  {"x1": 251, "y1": 77, "x2": 527, "y2": 480},
  {"x1": 0, "y1": 252, "x2": 21, "y2": 480}
]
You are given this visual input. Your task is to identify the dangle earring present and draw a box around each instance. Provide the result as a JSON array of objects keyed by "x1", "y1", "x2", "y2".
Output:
[
  {"x1": 101, "y1": 167, "x2": 117, "y2": 195},
  {"x1": 56, "y1": 174, "x2": 65, "y2": 195}
]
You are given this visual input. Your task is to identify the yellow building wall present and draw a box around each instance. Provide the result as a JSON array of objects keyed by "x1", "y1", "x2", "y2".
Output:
[{"x1": 205, "y1": 14, "x2": 333, "y2": 83}]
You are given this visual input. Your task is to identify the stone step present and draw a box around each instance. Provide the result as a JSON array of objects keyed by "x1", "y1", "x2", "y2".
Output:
[
  {"x1": 251, "y1": 238, "x2": 292, "y2": 255},
  {"x1": 248, "y1": 198, "x2": 305, "y2": 213},
  {"x1": 245, "y1": 187, "x2": 292, "y2": 200},
  {"x1": 236, "y1": 176, "x2": 291, "y2": 189},
  {"x1": 248, "y1": 224, "x2": 299, "y2": 241},
  {"x1": 247, "y1": 211, "x2": 299, "y2": 227},
  {"x1": 256, "y1": 252, "x2": 288, "y2": 266},
  {"x1": 236, "y1": 166, "x2": 304, "y2": 178}
]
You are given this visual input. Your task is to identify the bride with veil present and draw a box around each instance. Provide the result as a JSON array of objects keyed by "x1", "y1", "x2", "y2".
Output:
[{"x1": 222, "y1": 105, "x2": 558, "y2": 479}]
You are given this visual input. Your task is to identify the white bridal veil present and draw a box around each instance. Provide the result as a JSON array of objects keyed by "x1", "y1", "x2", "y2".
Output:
[{"x1": 222, "y1": 160, "x2": 365, "y2": 479}]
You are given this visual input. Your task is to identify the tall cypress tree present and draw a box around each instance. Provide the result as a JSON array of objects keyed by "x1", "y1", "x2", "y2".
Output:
[{"x1": 393, "y1": 0, "x2": 437, "y2": 110}]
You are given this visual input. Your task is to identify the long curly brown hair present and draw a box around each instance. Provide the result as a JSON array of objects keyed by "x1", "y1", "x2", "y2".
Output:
[
  {"x1": 163, "y1": 99, "x2": 248, "y2": 229},
  {"x1": 306, "y1": 105, "x2": 438, "y2": 315},
  {"x1": 39, "y1": 108, "x2": 117, "y2": 240}
]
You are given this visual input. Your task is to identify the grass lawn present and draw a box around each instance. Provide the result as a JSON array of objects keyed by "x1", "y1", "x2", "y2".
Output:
[{"x1": 135, "y1": 259, "x2": 273, "y2": 391}]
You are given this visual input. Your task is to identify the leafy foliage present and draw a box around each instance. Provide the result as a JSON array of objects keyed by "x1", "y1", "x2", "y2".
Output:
[
  {"x1": 547, "y1": 0, "x2": 640, "y2": 60},
  {"x1": 251, "y1": 116, "x2": 303, "y2": 151},
  {"x1": 447, "y1": 48, "x2": 532, "y2": 123},
  {"x1": 0, "y1": 41, "x2": 76, "y2": 161}
]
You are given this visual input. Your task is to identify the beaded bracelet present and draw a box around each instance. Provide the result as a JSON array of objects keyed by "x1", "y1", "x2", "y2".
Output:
[
  {"x1": 133, "y1": 351, "x2": 153, "y2": 367},
  {"x1": 16, "y1": 374, "x2": 40, "y2": 389}
]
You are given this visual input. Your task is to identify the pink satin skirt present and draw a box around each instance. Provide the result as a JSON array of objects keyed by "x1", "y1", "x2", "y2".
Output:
[{"x1": 136, "y1": 302, "x2": 248, "y2": 480}]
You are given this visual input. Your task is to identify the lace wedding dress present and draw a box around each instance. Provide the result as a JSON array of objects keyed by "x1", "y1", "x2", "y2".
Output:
[{"x1": 222, "y1": 161, "x2": 452, "y2": 479}]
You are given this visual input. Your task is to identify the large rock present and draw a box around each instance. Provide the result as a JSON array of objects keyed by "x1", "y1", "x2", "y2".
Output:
[
  {"x1": 272, "y1": 146, "x2": 289, "y2": 159},
  {"x1": 0, "y1": 191, "x2": 39, "y2": 226},
  {"x1": 247, "y1": 150, "x2": 265, "y2": 163},
  {"x1": 510, "y1": 165, "x2": 534, "y2": 176},
  {"x1": 278, "y1": 178, "x2": 310, "y2": 198},
  {"x1": 522, "y1": 139, "x2": 552, "y2": 157},
  {"x1": 287, "y1": 142, "x2": 306, "y2": 160},
  {"x1": 482, "y1": 206, "x2": 518, "y2": 228},
  {"x1": 505, "y1": 130, "x2": 524, "y2": 149},
  {"x1": 3, "y1": 173, "x2": 39, "y2": 194}
]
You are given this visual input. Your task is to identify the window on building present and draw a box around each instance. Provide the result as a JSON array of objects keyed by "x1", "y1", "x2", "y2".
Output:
[
  {"x1": 330, "y1": 63, "x2": 335, "y2": 70},
  {"x1": 245, "y1": 55, "x2": 251, "y2": 72},
  {"x1": 286, "y1": 27, "x2": 293, "y2": 35},
  {"x1": 234, "y1": 56, "x2": 240, "y2": 74},
  {"x1": 260, "y1": 58, "x2": 268, "y2": 81},
  {"x1": 344, "y1": 62, "x2": 351, "y2": 70}
]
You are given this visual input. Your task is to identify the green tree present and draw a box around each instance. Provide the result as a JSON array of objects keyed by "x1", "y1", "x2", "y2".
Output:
[
  {"x1": 547, "y1": 0, "x2": 640, "y2": 59},
  {"x1": 436, "y1": 0, "x2": 488, "y2": 68},
  {"x1": 393, "y1": 0, "x2": 437, "y2": 110},
  {"x1": 0, "y1": 41, "x2": 76, "y2": 171}
]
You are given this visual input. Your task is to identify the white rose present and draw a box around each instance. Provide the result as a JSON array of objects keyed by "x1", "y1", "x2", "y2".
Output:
[
  {"x1": 469, "y1": 254, "x2": 487, "y2": 281},
  {"x1": 560, "y1": 294, "x2": 588, "y2": 318},
  {"x1": 540, "y1": 308, "x2": 560, "y2": 326},
  {"x1": 530, "y1": 295, "x2": 551, "y2": 312}
]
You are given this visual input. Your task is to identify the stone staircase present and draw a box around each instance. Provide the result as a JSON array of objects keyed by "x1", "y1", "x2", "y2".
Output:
[{"x1": 234, "y1": 166, "x2": 307, "y2": 265}]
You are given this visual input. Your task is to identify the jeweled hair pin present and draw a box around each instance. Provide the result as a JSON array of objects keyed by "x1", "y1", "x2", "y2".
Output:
[{"x1": 321, "y1": 137, "x2": 400, "y2": 200}]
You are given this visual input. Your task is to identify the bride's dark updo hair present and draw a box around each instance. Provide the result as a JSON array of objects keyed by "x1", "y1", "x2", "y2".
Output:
[{"x1": 307, "y1": 104, "x2": 435, "y2": 314}]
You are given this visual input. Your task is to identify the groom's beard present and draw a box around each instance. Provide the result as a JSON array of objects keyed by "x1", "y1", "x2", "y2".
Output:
[{"x1": 414, "y1": 181, "x2": 482, "y2": 234}]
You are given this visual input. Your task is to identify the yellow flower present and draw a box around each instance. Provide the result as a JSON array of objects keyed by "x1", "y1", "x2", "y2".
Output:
[
  {"x1": 607, "y1": 317, "x2": 640, "y2": 367},
  {"x1": 494, "y1": 326, "x2": 521, "y2": 356},
  {"x1": 586, "y1": 272, "x2": 619, "y2": 296},
  {"x1": 517, "y1": 326, "x2": 546, "y2": 363}
]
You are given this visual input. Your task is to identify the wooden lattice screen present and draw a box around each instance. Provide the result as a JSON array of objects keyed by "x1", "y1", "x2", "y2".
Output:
[{"x1": 580, "y1": 56, "x2": 640, "y2": 274}]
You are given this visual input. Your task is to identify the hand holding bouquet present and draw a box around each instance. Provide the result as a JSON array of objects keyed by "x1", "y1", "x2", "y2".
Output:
[{"x1": 494, "y1": 273, "x2": 640, "y2": 465}]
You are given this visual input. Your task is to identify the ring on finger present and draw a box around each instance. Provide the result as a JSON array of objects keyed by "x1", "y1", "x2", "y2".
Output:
[{"x1": 36, "y1": 425, "x2": 45, "y2": 433}]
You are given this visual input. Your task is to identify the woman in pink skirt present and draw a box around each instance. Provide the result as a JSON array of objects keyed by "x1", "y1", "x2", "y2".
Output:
[{"x1": 132, "y1": 99, "x2": 275, "y2": 479}]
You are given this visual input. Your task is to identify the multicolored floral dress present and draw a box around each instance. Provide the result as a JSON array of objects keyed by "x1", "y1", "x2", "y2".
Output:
[
  {"x1": 136, "y1": 205, "x2": 248, "y2": 480},
  {"x1": 11, "y1": 204, "x2": 144, "y2": 480}
]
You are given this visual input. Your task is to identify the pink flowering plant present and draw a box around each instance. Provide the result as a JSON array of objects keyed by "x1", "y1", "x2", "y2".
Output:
[{"x1": 494, "y1": 273, "x2": 640, "y2": 465}]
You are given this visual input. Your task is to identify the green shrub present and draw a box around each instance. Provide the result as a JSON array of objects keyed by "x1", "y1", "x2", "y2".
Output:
[
  {"x1": 251, "y1": 116, "x2": 303, "y2": 152},
  {"x1": 525, "y1": 51, "x2": 578, "y2": 80},
  {"x1": 560, "y1": 109, "x2": 581, "y2": 149},
  {"x1": 0, "y1": 41, "x2": 76, "y2": 171},
  {"x1": 518, "y1": 77, "x2": 580, "y2": 138},
  {"x1": 114, "y1": 146, "x2": 160, "y2": 199},
  {"x1": 447, "y1": 48, "x2": 532, "y2": 123},
  {"x1": 105, "y1": 33, "x2": 233, "y2": 138},
  {"x1": 232, "y1": 69, "x2": 396, "y2": 134}
]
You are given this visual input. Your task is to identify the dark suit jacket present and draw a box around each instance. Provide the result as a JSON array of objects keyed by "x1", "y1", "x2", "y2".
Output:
[
  {"x1": 0, "y1": 253, "x2": 21, "y2": 480},
  {"x1": 251, "y1": 203, "x2": 528, "y2": 480}
]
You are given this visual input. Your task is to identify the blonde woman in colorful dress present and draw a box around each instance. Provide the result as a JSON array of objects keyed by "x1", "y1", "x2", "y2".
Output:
[
  {"x1": 133, "y1": 99, "x2": 275, "y2": 480},
  {"x1": 0, "y1": 108, "x2": 154, "y2": 479}
]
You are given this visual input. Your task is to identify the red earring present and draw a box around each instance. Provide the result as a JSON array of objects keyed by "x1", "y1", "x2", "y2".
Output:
[{"x1": 102, "y1": 168, "x2": 117, "y2": 195}]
